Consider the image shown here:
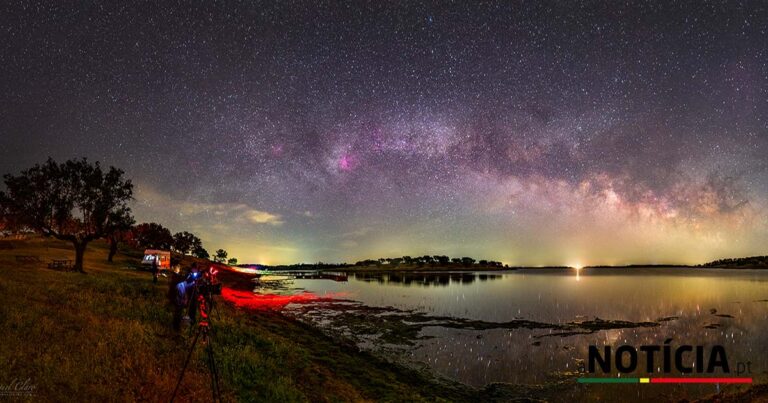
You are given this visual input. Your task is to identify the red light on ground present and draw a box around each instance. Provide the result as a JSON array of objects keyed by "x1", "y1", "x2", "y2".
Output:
[
  {"x1": 221, "y1": 287, "x2": 346, "y2": 310},
  {"x1": 651, "y1": 377, "x2": 752, "y2": 384}
]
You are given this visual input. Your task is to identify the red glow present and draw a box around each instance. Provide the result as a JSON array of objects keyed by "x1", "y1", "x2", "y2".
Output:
[
  {"x1": 221, "y1": 287, "x2": 348, "y2": 310},
  {"x1": 650, "y1": 378, "x2": 752, "y2": 384}
]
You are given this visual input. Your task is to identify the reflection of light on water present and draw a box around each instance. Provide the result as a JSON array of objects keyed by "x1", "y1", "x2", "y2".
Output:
[{"x1": 571, "y1": 264, "x2": 583, "y2": 281}]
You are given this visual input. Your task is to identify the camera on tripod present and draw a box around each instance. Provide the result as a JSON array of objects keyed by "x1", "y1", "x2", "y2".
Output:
[
  {"x1": 172, "y1": 264, "x2": 224, "y2": 402},
  {"x1": 198, "y1": 281, "x2": 222, "y2": 295},
  {"x1": 186, "y1": 266, "x2": 222, "y2": 295}
]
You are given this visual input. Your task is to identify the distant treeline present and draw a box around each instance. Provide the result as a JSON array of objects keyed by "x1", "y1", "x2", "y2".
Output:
[
  {"x1": 239, "y1": 256, "x2": 508, "y2": 270},
  {"x1": 699, "y1": 256, "x2": 768, "y2": 268},
  {"x1": 354, "y1": 255, "x2": 505, "y2": 268},
  {"x1": 586, "y1": 264, "x2": 690, "y2": 268},
  {"x1": 241, "y1": 262, "x2": 352, "y2": 271}
]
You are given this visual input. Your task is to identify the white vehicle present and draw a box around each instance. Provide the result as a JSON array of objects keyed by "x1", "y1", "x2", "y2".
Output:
[{"x1": 141, "y1": 249, "x2": 171, "y2": 270}]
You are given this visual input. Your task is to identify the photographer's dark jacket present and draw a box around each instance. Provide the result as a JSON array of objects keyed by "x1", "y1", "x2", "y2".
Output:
[{"x1": 175, "y1": 281, "x2": 192, "y2": 307}]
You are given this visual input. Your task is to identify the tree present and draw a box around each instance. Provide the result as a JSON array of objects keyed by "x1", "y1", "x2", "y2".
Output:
[
  {"x1": 227, "y1": 257, "x2": 238, "y2": 265},
  {"x1": 451, "y1": 258, "x2": 461, "y2": 264},
  {"x1": 133, "y1": 222, "x2": 173, "y2": 250},
  {"x1": 214, "y1": 249, "x2": 228, "y2": 263},
  {"x1": 0, "y1": 158, "x2": 134, "y2": 272},
  {"x1": 193, "y1": 245, "x2": 209, "y2": 259},
  {"x1": 0, "y1": 198, "x2": 24, "y2": 233},
  {"x1": 461, "y1": 257, "x2": 476, "y2": 267},
  {"x1": 105, "y1": 206, "x2": 135, "y2": 262},
  {"x1": 106, "y1": 227, "x2": 134, "y2": 263},
  {"x1": 172, "y1": 231, "x2": 202, "y2": 255}
]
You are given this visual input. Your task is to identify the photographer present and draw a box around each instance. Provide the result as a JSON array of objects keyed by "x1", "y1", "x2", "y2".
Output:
[
  {"x1": 190, "y1": 265, "x2": 222, "y2": 324},
  {"x1": 169, "y1": 264, "x2": 223, "y2": 401},
  {"x1": 170, "y1": 263, "x2": 223, "y2": 331},
  {"x1": 169, "y1": 263, "x2": 199, "y2": 331}
]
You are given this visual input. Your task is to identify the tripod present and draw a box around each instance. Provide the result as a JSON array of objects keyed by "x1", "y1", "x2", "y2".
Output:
[{"x1": 171, "y1": 293, "x2": 222, "y2": 402}]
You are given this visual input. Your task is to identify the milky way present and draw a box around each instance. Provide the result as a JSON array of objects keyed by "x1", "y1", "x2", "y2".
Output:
[{"x1": 1, "y1": 2, "x2": 767, "y2": 264}]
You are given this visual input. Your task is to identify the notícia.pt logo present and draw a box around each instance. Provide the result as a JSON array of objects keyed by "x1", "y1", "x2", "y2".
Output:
[{"x1": 577, "y1": 339, "x2": 753, "y2": 384}]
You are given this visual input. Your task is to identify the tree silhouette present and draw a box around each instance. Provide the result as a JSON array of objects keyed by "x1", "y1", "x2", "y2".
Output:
[
  {"x1": 461, "y1": 257, "x2": 476, "y2": 267},
  {"x1": 106, "y1": 226, "x2": 134, "y2": 263},
  {"x1": 193, "y1": 246, "x2": 210, "y2": 259},
  {"x1": 214, "y1": 249, "x2": 228, "y2": 263},
  {"x1": 0, "y1": 158, "x2": 134, "y2": 272},
  {"x1": 227, "y1": 257, "x2": 238, "y2": 265},
  {"x1": 172, "y1": 231, "x2": 202, "y2": 255},
  {"x1": 0, "y1": 198, "x2": 23, "y2": 233},
  {"x1": 133, "y1": 222, "x2": 173, "y2": 250}
]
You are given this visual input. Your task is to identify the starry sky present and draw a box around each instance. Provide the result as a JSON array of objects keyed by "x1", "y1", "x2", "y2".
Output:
[{"x1": 1, "y1": 1, "x2": 767, "y2": 265}]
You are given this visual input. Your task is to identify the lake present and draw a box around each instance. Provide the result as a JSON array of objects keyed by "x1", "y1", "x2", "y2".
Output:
[{"x1": 273, "y1": 268, "x2": 768, "y2": 401}]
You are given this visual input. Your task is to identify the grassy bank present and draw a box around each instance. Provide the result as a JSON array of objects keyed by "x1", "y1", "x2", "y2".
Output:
[{"x1": 0, "y1": 237, "x2": 491, "y2": 402}]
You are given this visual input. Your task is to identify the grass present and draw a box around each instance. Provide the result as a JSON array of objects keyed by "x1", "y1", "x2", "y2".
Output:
[{"x1": 0, "y1": 236, "x2": 487, "y2": 402}]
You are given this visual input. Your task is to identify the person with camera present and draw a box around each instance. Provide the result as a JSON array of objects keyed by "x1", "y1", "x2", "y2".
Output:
[
  {"x1": 169, "y1": 263, "x2": 199, "y2": 331},
  {"x1": 188, "y1": 265, "x2": 222, "y2": 324},
  {"x1": 169, "y1": 263, "x2": 224, "y2": 332},
  {"x1": 186, "y1": 265, "x2": 201, "y2": 325},
  {"x1": 169, "y1": 264, "x2": 224, "y2": 401}
]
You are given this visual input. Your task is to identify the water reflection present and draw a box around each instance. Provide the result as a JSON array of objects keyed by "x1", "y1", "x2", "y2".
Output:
[{"x1": 285, "y1": 268, "x2": 768, "y2": 401}]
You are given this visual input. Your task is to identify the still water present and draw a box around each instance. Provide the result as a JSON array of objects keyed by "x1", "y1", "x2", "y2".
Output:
[{"x1": 281, "y1": 268, "x2": 768, "y2": 400}]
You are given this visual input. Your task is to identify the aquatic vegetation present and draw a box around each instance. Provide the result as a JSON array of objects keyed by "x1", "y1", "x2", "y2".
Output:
[{"x1": 286, "y1": 300, "x2": 664, "y2": 347}]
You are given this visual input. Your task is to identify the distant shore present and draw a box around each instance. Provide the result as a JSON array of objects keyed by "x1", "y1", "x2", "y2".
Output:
[
  {"x1": 327, "y1": 265, "x2": 518, "y2": 273},
  {"x1": 322, "y1": 263, "x2": 768, "y2": 273},
  {"x1": 242, "y1": 255, "x2": 768, "y2": 273},
  {"x1": 586, "y1": 264, "x2": 768, "y2": 270}
]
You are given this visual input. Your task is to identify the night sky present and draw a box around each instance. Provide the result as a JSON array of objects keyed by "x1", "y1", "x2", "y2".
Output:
[{"x1": 1, "y1": 1, "x2": 767, "y2": 265}]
